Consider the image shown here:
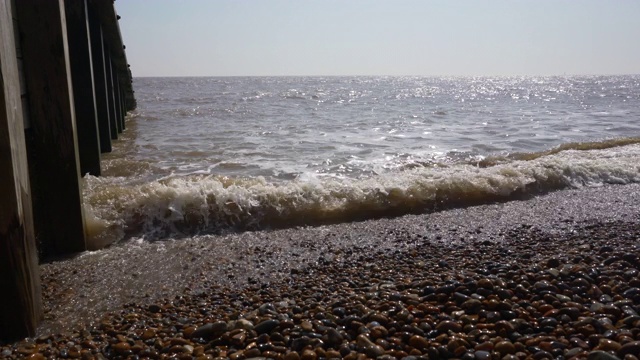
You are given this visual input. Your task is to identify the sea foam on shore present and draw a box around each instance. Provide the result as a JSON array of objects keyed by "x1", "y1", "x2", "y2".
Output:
[{"x1": 3, "y1": 184, "x2": 638, "y2": 358}]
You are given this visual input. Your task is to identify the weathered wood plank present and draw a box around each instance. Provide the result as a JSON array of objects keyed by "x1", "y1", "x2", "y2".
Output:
[
  {"x1": 115, "y1": 71, "x2": 125, "y2": 131},
  {"x1": 109, "y1": 54, "x2": 124, "y2": 133},
  {"x1": 64, "y1": 0, "x2": 101, "y2": 176},
  {"x1": 88, "y1": 7, "x2": 111, "y2": 153},
  {"x1": 88, "y1": 0, "x2": 134, "y2": 104},
  {"x1": 104, "y1": 46, "x2": 120, "y2": 137},
  {"x1": 0, "y1": 0, "x2": 42, "y2": 339},
  {"x1": 15, "y1": 0, "x2": 87, "y2": 255}
]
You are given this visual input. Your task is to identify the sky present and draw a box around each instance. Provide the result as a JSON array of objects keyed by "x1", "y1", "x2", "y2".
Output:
[{"x1": 116, "y1": 0, "x2": 640, "y2": 77}]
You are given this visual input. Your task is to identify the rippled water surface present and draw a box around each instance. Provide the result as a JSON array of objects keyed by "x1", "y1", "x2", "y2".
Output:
[
  {"x1": 117, "y1": 76, "x2": 640, "y2": 180},
  {"x1": 85, "y1": 75, "x2": 640, "y2": 246}
]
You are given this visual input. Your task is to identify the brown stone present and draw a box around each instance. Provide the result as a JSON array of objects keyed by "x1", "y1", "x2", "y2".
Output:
[
  {"x1": 436, "y1": 320, "x2": 462, "y2": 333},
  {"x1": 495, "y1": 341, "x2": 516, "y2": 355},
  {"x1": 113, "y1": 342, "x2": 131, "y2": 355},
  {"x1": 263, "y1": 351, "x2": 279, "y2": 359},
  {"x1": 495, "y1": 320, "x2": 515, "y2": 334},
  {"x1": 244, "y1": 348, "x2": 261, "y2": 358},
  {"x1": 196, "y1": 355, "x2": 214, "y2": 360},
  {"x1": 370, "y1": 325, "x2": 388, "y2": 338},
  {"x1": 229, "y1": 350, "x2": 244, "y2": 360},
  {"x1": 300, "y1": 320, "x2": 313, "y2": 332},
  {"x1": 447, "y1": 337, "x2": 469, "y2": 353},
  {"x1": 478, "y1": 278, "x2": 494, "y2": 289},
  {"x1": 596, "y1": 339, "x2": 621, "y2": 352},
  {"x1": 475, "y1": 341, "x2": 494, "y2": 351},
  {"x1": 343, "y1": 352, "x2": 358, "y2": 360},
  {"x1": 170, "y1": 338, "x2": 192, "y2": 346},
  {"x1": 231, "y1": 331, "x2": 247, "y2": 346},
  {"x1": 67, "y1": 346, "x2": 81, "y2": 358},
  {"x1": 141, "y1": 329, "x2": 157, "y2": 340},
  {"x1": 301, "y1": 349, "x2": 317, "y2": 360},
  {"x1": 17, "y1": 345, "x2": 37, "y2": 355},
  {"x1": 284, "y1": 352, "x2": 301, "y2": 360},
  {"x1": 408, "y1": 335, "x2": 429, "y2": 350}
]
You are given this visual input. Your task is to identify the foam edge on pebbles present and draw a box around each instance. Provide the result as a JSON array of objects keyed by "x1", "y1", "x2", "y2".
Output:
[{"x1": 2, "y1": 186, "x2": 640, "y2": 359}]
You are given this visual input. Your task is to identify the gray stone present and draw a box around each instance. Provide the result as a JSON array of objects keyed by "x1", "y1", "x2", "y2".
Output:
[
  {"x1": 618, "y1": 341, "x2": 640, "y2": 357},
  {"x1": 234, "y1": 318, "x2": 255, "y2": 330},
  {"x1": 587, "y1": 350, "x2": 621, "y2": 360},
  {"x1": 191, "y1": 321, "x2": 228, "y2": 339},
  {"x1": 255, "y1": 319, "x2": 280, "y2": 334},
  {"x1": 326, "y1": 328, "x2": 343, "y2": 346},
  {"x1": 565, "y1": 348, "x2": 583, "y2": 358}
]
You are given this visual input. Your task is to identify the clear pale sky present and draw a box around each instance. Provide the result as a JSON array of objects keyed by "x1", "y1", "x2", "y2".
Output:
[{"x1": 116, "y1": 0, "x2": 640, "y2": 77}]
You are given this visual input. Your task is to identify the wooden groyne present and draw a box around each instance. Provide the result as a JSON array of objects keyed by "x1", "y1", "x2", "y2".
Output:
[{"x1": 0, "y1": 0, "x2": 134, "y2": 340}]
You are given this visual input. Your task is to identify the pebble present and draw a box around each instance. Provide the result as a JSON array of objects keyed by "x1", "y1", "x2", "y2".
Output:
[
  {"x1": 597, "y1": 339, "x2": 622, "y2": 352},
  {"x1": 3, "y1": 219, "x2": 640, "y2": 360},
  {"x1": 112, "y1": 342, "x2": 131, "y2": 355},
  {"x1": 301, "y1": 349, "x2": 317, "y2": 360},
  {"x1": 190, "y1": 321, "x2": 228, "y2": 339},
  {"x1": 588, "y1": 350, "x2": 623, "y2": 360},
  {"x1": 255, "y1": 319, "x2": 280, "y2": 334},
  {"x1": 284, "y1": 352, "x2": 301, "y2": 360},
  {"x1": 618, "y1": 341, "x2": 640, "y2": 357},
  {"x1": 408, "y1": 335, "x2": 429, "y2": 350},
  {"x1": 300, "y1": 320, "x2": 313, "y2": 332},
  {"x1": 234, "y1": 318, "x2": 255, "y2": 330},
  {"x1": 495, "y1": 340, "x2": 516, "y2": 355},
  {"x1": 141, "y1": 328, "x2": 157, "y2": 340},
  {"x1": 436, "y1": 320, "x2": 462, "y2": 333},
  {"x1": 356, "y1": 334, "x2": 385, "y2": 357},
  {"x1": 326, "y1": 327, "x2": 343, "y2": 345}
]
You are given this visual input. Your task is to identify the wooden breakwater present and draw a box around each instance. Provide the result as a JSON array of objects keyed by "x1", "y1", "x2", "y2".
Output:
[{"x1": 1, "y1": 0, "x2": 135, "y2": 340}]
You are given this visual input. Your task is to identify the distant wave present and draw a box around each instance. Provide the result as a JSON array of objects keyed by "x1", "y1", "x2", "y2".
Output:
[
  {"x1": 82, "y1": 140, "x2": 640, "y2": 248},
  {"x1": 476, "y1": 137, "x2": 640, "y2": 167}
]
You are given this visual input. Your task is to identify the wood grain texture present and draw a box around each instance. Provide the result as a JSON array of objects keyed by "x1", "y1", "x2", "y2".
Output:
[
  {"x1": 88, "y1": 7, "x2": 112, "y2": 153},
  {"x1": 0, "y1": 0, "x2": 42, "y2": 339},
  {"x1": 15, "y1": 0, "x2": 87, "y2": 255},
  {"x1": 65, "y1": 0, "x2": 101, "y2": 176},
  {"x1": 114, "y1": 68, "x2": 125, "y2": 131},
  {"x1": 104, "y1": 48, "x2": 120, "y2": 137}
]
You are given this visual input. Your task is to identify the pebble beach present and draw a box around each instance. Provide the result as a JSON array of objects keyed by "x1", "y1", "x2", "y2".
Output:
[{"x1": 2, "y1": 184, "x2": 640, "y2": 359}]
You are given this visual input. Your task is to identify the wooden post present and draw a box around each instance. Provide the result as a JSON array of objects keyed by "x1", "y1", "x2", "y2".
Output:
[
  {"x1": 115, "y1": 73, "x2": 125, "y2": 130},
  {"x1": 104, "y1": 46, "x2": 120, "y2": 137},
  {"x1": 88, "y1": 7, "x2": 112, "y2": 153},
  {"x1": 126, "y1": 90, "x2": 136, "y2": 112},
  {"x1": 121, "y1": 79, "x2": 127, "y2": 129},
  {"x1": 64, "y1": 0, "x2": 101, "y2": 176},
  {"x1": 15, "y1": 0, "x2": 87, "y2": 255},
  {"x1": 110, "y1": 55, "x2": 124, "y2": 133},
  {"x1": 0, "y1": 0, "x2": 42, "y2": 339}
]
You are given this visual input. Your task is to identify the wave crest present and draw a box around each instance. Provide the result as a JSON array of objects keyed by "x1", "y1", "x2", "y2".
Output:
[{"x1": 83, "y1": 142, "x2": 640, "y2": 247}]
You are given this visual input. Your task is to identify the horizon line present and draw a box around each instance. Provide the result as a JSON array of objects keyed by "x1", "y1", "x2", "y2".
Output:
[{"x1": 130, "y1": 73, "x2": 640, "y2": 79}]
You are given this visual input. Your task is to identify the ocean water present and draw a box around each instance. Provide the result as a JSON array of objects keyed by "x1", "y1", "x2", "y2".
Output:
[{"x1": 83, "y1": 75, "x2": 640, "y2": 248}]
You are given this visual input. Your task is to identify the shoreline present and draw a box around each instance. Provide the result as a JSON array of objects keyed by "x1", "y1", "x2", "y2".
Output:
[{"x1": 2, "y1": 183, "x2": 640, "y2": 358}]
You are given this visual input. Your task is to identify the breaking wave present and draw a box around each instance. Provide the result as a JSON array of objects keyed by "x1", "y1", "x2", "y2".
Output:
[{"x1": 82, "y1": 140, "x2": 640, "y2": 248}]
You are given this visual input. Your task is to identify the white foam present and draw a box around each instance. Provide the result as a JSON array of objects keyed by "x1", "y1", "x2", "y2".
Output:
[{"x1": 83, "y1": 144, "x2": 640, "y2": 246}]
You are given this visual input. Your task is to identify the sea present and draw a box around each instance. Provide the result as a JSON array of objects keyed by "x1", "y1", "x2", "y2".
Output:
[{"x1": 83, "y1": 75, "x2": 640, "y2": 248}]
